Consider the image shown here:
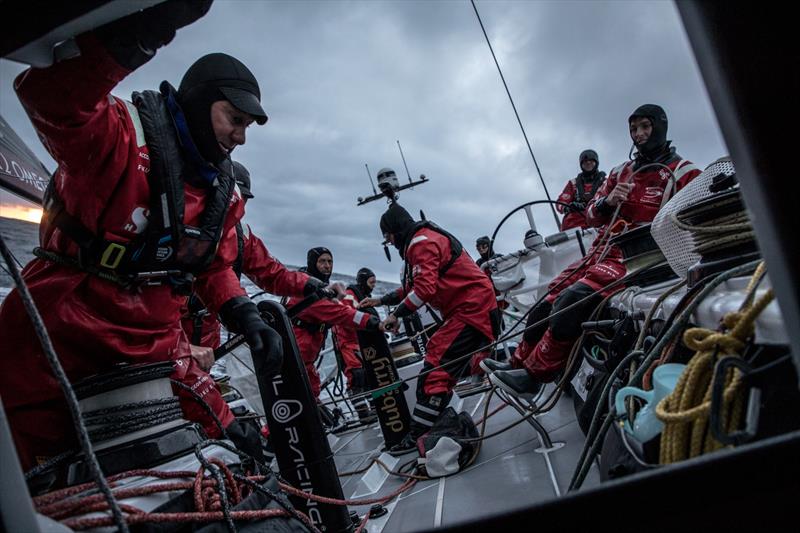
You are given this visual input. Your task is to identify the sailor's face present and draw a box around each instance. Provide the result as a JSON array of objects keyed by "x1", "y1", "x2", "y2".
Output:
[
  {"x1": 580, "y1": 159, "x2": 597, "y2": 172},
  {"x1": 367, "y1": 276, "x2": 377, "y2": 290},
  {"x1": 629, "y1": 117, "x2": 653, "y2": 146},
  {"x1": 477, "y1": 243, "x2": 489, "y2": 254},
  {"x1": 211, "y1": 101, "x2": 255, "y2": 156},
  {"x1": 316, "y1": 253, "x2": 333, "y2": 276}
]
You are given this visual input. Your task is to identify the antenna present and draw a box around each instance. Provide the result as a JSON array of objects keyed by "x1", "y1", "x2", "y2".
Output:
[
  {"x1": 364, "y1": 163, "x2": 378, "y2": 195},
  {"x1": 397, "y1": 140, "x2": 413, "y2": 184},
  {"x1": 471, "y1": 0, "x2": 561, "y2": 228}
]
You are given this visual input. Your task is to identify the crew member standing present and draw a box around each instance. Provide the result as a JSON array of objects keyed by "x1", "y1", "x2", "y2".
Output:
[
  {"x1": 0, "y1": 1, "x2": 299, "y2": 467},
  {"x1": 361, "y1": 204, "x2": 499, "y2": 454},
  {"x1": 182, "y1": 161, "x2": 316, "y2": 365},
  {"x1": 557, "y1": 149, "x2": 606, "y2": 231},
  {"x1": 332, "y1": 267, "x2": 379, "y2": 422},
  {"x1": 287, "y1": 248, "x2": 381, "y2": 400}
]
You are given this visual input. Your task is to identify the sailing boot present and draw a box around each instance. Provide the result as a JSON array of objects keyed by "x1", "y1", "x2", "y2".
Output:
[
  {"x1": 480, "y1": 358, "x2": 512, "y2": 373},
  {"x1": 490, "y1": 369, "x2": 542, "y2": 401},
  {"x1": 388, "y1": 393, "x2": 450, "y2": 456}
]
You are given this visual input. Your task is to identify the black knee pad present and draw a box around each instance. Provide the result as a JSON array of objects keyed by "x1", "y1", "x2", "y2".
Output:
[
  {"x1": 550, "y1": 282, "x2": 601, "y2": 341},
  {"x1": 523, "y1": 300, "x2": 553, "y2": 344}
]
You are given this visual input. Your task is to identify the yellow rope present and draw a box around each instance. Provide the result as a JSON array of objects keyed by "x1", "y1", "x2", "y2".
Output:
[{"x1": 655, "y1": 262, "x2": 773, "y2": 465}]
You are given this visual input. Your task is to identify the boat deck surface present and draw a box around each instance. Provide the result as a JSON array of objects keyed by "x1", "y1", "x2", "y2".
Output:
[{"x1": 328, "y1": 385, "x2": 600, "y2": 531}]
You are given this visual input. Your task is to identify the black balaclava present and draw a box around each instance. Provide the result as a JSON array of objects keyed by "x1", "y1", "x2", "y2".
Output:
[
  {"x1": 578, "y1": 149, "x2": 599, "y2": 177},
  {"x1": 356, "y1": 267, "x2": 376, "y2": 297},
  {"x1": 379, "y1": 203, "x2": 416, "y2": 254},
  {"x1": 177, "y1": 53, "x2": 268, "y2": 165},
  {"x1": 628, "y1": 104, "x2": 669, "y2": 158},
  {"x1": 232, "y1": 161, "x2": 253, "y2": 199},
  {"x1": 476, "y1": 235, "x2": 492, "y2": 260},
  {"x1": 307, "y1": 246, "x2": 332, "y2": 283}
]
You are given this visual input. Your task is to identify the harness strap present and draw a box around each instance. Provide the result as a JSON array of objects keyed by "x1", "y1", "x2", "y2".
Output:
[
  {"x1": 43, "y1": 180, "x2": 139, "y2": 271},
  {"x1": 292, "y1": 317, "x2": 328, "y2": 334}
]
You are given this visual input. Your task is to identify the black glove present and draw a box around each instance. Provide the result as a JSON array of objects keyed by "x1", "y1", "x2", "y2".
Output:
[
  {"x1": 566, "y1": 201, "x2": 586, "y2": 213},
  {"x1": 349, "y1": 368, "x2": 367, "y2": 393},
  {"x1": 226, "y1": 418, "x2": 265, "y2": 465},
  {"x1": 93, "y1": 0, "x2": 213, "y2": 70},
  {"x1": 303, "y1": 277, "x2": 327, "y2": 297},
  {"x1": 219, "y1": 296, "x2": 283, "y2": 375}
]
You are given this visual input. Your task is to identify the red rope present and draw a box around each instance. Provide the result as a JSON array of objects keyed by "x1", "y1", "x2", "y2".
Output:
[
  {"x1": 63, "y1": 509, "x2": 292, "y2": 530},
  {"x1": 36, "y1": 460, "x2": 416, "y2": 529},
  {"x1": 355, "y1": 511, "x2": 370, "y2": 533},
  {"x1": 474, "y1": 401, "x2": 507, "y2": 424}
]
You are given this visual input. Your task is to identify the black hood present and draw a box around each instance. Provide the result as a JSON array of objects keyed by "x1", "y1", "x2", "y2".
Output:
[
  {"x1": 355, "y1": 267, "x2": 375, "y2": 297},
  {"x1": 629, "y1": 104, "x2": 669, "y2": 158},
  {"x1": 178, "y1": 53, "x2": 268, "y2": 165},
  {"x1": 476, "y1": 235, "x2": 493, "y2": 260},
  {"x1": 379, "y1": 203, "x2": 415, "y2": 253},
  {"x1": 232, "y1": 161, "x2": 253, "y2": 199},
  {"x1": 579, "y1": 149, "x2": 600, "y2": 178},
  {"x1": 306, "y1": 246, "x2": 332, "y2": 283}
]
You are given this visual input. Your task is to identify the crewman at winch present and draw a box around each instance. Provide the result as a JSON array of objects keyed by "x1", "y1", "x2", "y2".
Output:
[
  {"x1": 182, "y1": 161, "x2": 312, "y2": 369},
  {"x1": 287, "y1": 249, "x2": 382, "y2": 400},
  {"x1": 0, "y1": 1, "x2": 326, "y2": 468},
  {"x1": 488, "y1": 104, "x2": 701, "y2": 399},
  {"x1": 361, "y1": 203, "x2": 500, "y2": 454},
  {"x1": 556, "y1": 149, "x2": 607, "y2": 231},
  {"x1": 331, "y1": 267, "x2": 380, "y2": 422}
]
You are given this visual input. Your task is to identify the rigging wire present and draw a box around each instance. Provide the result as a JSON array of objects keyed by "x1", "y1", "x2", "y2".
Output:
[{"x1": 470, "y1": 0, "x2": 561, "y2": 228}]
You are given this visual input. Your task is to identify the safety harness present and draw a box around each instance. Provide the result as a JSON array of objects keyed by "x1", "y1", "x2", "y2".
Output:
[
  {"x1": 401, "y1": 221, "x2": 464, "y2": 290},
  {"x1": 39, "y1": 84, "x2": 236, "y2": 294},
  {"x1": 574, "y1": 170, "x2": 606, "y2": 203}
]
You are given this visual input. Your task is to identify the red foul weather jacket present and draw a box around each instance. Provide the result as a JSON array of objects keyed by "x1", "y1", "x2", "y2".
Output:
[
  {"x1": 0, "y1": 36, "x2": 246, "y2": 468},
  {"x1": 557, "y1": 177, "x2": 600, "y2": 231},
  {"x1": 286, "y1": 295, "x2": 375, "y2": 398},
  {"x1": 331, "y1": 287, "x2": 367, "y2": 387},
  {"x1": 387, "y1": 226, "x2": 497, "y2": 341},
  {"x1": 546, "y1": 153, "x2": 701, "y2": 299},
  {"x1": 181, "y1": 223, "x2": 309, "y2": 349}
]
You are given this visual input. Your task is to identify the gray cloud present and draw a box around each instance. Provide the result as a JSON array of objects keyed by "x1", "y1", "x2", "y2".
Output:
[{"x1": 0, "y1": 0, "x2": 726, "y2": 281}]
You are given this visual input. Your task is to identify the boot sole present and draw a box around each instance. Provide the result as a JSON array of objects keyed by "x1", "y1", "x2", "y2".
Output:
[{"x1": 489, "y1": 373, "x2": 537, "y2": 401}]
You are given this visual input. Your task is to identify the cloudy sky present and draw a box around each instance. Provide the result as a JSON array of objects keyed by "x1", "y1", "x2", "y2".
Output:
[{"x1": 0, "y1": 0, "x2": 726, "y2": 281}]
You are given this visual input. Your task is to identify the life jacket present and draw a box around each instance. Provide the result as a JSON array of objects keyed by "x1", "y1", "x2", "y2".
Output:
[
  {"x1": 401, "y1": 221, "x2": 463, "y2": 289},
  {"x1": 41, "y1": 84, "x2": 236, "y2": 294},
  {"x1": 232, "y1": 222, "x2": 246, "y2": 280},
  {"x1": 347, "y1": 284, "x2": 379, "y2": 317},
  {"x1": 574, "y1": 170, "x2": 606, "y2": 203}
]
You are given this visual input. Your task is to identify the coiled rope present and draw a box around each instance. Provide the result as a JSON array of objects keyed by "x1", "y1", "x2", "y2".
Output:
[{"x1": 656, "y1": 263, "x2": 774, "y2": 464}]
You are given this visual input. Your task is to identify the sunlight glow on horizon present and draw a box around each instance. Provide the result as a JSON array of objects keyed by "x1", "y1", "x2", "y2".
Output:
[{"x1": 0, "y1": 203, "x2": 42, "y2": 224}]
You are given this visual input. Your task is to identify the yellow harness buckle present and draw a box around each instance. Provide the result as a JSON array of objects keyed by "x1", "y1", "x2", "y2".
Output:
[{"x1": 99, "y1": 243, "x2": 126, "y2": 270}]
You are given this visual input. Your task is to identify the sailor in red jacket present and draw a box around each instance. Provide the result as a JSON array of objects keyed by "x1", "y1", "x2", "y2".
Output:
[
  {"x1": 489, "y1": 104, "x2": 701, "y2": 399},
  {"x1": 363, "y1": 203, "x2": 500, "y2": 454},
  {"x1": 557, "y1": 149, "x2": 606, "y2": 231},
  {"x1": 182, "y1": 162, "x2": 311, "y2": 363},
  {"x1": 0, "y1": 2, "x2": 300, "y2": 468},
  {"x1": 287, "y1": 248, "x2": 381, "y2": 399},
  {"x1": 331, "y1": 267, "x2": 379, "y2": 421}
]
